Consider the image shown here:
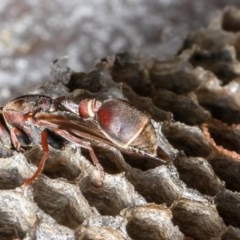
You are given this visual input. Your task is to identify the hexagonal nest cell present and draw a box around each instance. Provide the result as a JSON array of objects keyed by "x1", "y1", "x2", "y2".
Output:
[{"x1": 1, "y1": 6, "x2": 240, "y2": 240}]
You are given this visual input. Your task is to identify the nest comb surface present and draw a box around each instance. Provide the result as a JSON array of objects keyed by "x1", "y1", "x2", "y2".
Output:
[{"x1": 1, "y1": 6, "x2": 240, "y2": 240}]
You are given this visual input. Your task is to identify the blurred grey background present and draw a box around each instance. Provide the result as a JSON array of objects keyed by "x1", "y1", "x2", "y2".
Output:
[{"x1": 0, "y1": 0, "x2": 240, "y2": 105}]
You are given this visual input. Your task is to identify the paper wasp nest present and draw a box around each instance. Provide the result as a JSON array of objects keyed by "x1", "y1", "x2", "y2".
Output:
[{"x1": 1, "y1": 6, "x2": 240, "y2": 240}]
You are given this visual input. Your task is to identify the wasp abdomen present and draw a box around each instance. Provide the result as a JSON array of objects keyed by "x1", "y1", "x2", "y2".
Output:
[{"x1": 96, "y1": 99, "x2": 157, "y2": 155}]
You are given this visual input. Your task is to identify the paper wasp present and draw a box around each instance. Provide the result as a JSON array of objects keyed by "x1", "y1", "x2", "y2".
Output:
[{"x1": 0, "y1": 95, "x2": 167, "y2": 187}]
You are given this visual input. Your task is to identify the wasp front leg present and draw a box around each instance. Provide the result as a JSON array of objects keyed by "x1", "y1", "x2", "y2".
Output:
[
  {"x1": 22, "y1": 130, "x2": 49, "y2": 186},
  {"x1": 9, "y1": 127, "x2": 27, "y2": 151}
]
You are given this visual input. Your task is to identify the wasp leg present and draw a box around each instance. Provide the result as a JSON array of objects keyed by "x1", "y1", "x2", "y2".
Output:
[
  {"x1": 10, "y1": 127, "x2": 24, "y2": 151},
  {"x1": 87, "y1": 145, "x2": 104, "y2": 187},
  {"x1": 22, "y1": 130, "x2": 49, "y2": 187},
  {"x1": 54, "y1": 129, "x2": 104, "y2": 187}
]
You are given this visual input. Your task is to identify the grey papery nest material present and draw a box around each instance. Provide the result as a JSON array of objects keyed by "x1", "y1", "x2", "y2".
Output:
[{"x1": 1, "y1": 6, "x2": 240, "y2": 240}]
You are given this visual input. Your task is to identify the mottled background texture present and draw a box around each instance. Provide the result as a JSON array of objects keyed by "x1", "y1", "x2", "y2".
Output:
[{"x1": 0, "y1": 0, "x2": 240, "y2": 105}]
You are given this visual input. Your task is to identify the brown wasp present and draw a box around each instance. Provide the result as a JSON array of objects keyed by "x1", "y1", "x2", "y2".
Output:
[{"x1": 0, "y1": 95, "x2": 167, "y2": 187}]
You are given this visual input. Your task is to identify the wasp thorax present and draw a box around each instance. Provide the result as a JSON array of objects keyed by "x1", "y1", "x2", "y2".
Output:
[
  {"x1": 2, "y1": 95, "x2": 53, "y2": 130},
  {"x1": 78, "y1": 99, "x2": 102, "y2": 118},
  {"x1": 4, "y1": 95, "x2": 53, "y2": 114}
]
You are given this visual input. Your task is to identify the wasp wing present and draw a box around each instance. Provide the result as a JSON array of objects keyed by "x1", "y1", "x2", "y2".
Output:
[{"x1": 35, "y1": 111, "x2": 167, "y2": 164}]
